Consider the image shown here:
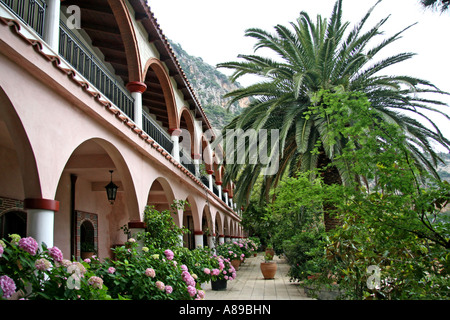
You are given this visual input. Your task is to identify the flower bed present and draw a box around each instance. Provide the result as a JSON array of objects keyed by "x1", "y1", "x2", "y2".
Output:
[{"x1": 0, "y1": 235, "x2": 241, "y2": 300}]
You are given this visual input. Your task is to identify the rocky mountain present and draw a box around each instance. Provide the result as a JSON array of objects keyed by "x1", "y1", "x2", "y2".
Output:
[
  {"x1": 169, "y1": 40, "x2": 248, "y2": 130},
  {"x1": 437, "y1": 152, "x2": 450, "y2": 182}
]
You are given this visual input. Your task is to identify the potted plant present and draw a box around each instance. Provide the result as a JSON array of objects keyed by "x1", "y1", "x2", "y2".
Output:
[
  {"x1": 209, "y1": 255, "x2": 237, "y2": 291},
  {"x1": 265, "y1": 243, "x2": 275, "y2": 258},
  {"x1": 260, "y1": 252, "x2": 277, "y2": 279},
  {"x1": 80, "y1": 242, "x2": 96, "y2": 260}
]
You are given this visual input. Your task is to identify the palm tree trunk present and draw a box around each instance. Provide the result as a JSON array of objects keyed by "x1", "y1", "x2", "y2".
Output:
[{"x1": 317, "y1": 148, "x2": 342, "y2": 232}]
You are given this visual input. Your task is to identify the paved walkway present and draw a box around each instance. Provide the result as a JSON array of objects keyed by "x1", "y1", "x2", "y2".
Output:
[{"x1": 204, "y1": 253, "x2": 314, "y2": 300}]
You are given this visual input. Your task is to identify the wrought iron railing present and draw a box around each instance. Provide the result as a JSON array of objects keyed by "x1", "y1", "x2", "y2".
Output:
[
  {"x1": 200, "y1": 175, "x2": 209, "y2": 187},
  {"x1": 59, "y1": 22, "x2": 134, "y2": 120},
  {"x1": 1, "y1": 0, "x2": 46, "y2": 37},
  {"x1": 142, "y1": 111, "x2": 174, "y2": 153},
  {"x1": 212, "y1": 184, "x2": 220, "y2": 198}
]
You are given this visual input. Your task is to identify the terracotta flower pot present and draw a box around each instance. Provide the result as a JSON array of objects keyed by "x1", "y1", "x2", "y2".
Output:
[
  {"x1": 260, "y1": 262, "x2": 277, "y2": 279},
  {"x1": 231, "y1": 259, "x2": 240, "y2": 271}
]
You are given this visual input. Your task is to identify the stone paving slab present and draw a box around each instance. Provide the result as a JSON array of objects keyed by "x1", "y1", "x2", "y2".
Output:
[{"x1": 204, "y1": 253, "x2": 314, "y2": 300}]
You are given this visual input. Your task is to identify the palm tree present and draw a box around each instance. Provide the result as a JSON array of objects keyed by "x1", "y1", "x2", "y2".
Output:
[
  {"x1": 216, "y1": 0, "x2": 450, "y2": 231},
  {"x1": 420, "y1": 0, "x2": 450, "y2": 12}
]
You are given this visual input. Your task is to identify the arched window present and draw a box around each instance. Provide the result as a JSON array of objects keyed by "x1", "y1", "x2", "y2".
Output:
[
  {"x1": 0, "y1": 210, "x2": 27, "y2": 239},
  {"x1": 80, "y1": 220, "x2": 95, "y2": 251}
]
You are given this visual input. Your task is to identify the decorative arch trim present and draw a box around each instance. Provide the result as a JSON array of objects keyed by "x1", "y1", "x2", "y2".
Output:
[
  {"x1": 143, "y1": 58, "x2": 179, "y2": 130},
  {"x1": 107, "y1": 0, "x2": 142, "y2": 82}
]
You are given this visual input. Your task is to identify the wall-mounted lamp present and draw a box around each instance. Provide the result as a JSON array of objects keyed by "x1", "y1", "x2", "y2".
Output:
[{"x1": 105, "y1": 170, "x2": 118, "y2": 205}]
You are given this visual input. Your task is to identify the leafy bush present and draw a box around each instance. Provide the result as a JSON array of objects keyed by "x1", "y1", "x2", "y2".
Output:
[
  {"x1": 282, "y1": 229, "x2": 329, "y2": 282},
  {"x1": 0, "y1": 235, "x2": 110, "y2": 300}
]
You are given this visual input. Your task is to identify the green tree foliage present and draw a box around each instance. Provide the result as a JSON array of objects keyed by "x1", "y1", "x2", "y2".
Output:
[
  {"x1": 266, "y1": 90, "x2": 449, "y2": 299},
  {"x1": 139, "y1": 201, "x2": 188, "y2": 249},
  {"x1": 216, "y1": 0, "x2": 450, "y2": 221}
]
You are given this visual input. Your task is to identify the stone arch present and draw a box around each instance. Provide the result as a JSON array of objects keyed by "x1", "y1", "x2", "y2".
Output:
[
  {"x1": 182, "y1": 195, "x2": 199, "y2": 249},
  {"x1": 142, "y1": 58, "x2": 179, "y2": 132},
  {"x1": 223, "y1": 215, "x2": 230, "y2": 240},
  {"x1": 54, "y1": 138, "x2": 139, "y2": 258},
  {"x1": 0, "y1": 86, "x2": 41, "y2": 200},
  {"x1": 214, "y1": 211, "x2": 224, "y2": 244},
  {"x1": 146, "y1": 176, "x2": 179, "y2": 231},
  {"x1": 107, "y1": 0, "x2": 142, "y2": 82},
  {"x1": 146, "y1": 176, "x2": 176, "y2": 212},
  {"x1": 201, "y1": 202, "x2": 213, "y2": 247},
  {"x1": 200, "y1": 134, "x2": 213, "y2": 172},
  {"x1": 179, "y1": 107, "x2": 196, "y2": 159}
]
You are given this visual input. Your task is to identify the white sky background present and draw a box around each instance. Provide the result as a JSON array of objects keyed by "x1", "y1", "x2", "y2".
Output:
[{"x1": 147, "y1": 0, "x2": 450, "y2": 144}]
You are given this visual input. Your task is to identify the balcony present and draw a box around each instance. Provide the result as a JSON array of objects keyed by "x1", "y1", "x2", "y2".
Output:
[
  {"x1": 1, "y1": 0, "x2": 233, "y2": 210},
  {"x1": 59, "y1": 22, "x2": 135, "y2": 120}
]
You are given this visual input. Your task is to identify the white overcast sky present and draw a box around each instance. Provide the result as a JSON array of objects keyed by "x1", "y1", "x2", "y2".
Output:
[{"x1": 147, "y1": 0, "x2": 450, "y2": 141}]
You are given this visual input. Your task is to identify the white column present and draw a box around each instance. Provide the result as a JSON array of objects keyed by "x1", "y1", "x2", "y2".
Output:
[
  {"x1": 224, "y1": 192, "x2": 228, "y2": 205},
  {"x1": 194, "y1": 232, "x2": 203, "y2": 248},
  {"x1": 168, "y1": 129, "x2": 182, "y2": 163},
  {"x1": 207, "y1": 235, "x2": 215, "y2": 249},
  {"x1": 193, "y1": 158, "x2": 200, "y2": 176},
  {"x1": 218, "y1": 235, "x2": 225, "y2": 245},
  {"x1": 126, "y1": 82, "x2": 146, "y2": 129},
  {"x1": 217, "y1": 184, "x2": 222, "y2": 199},
  {"x1": 43, "y1": 0, "x2": 61, "y2": 51},
  {"x1": 131, "y1": 91, "x2": 143, "y2": 128},
  {"x1": 208, "y1": 174, "x2": 213, "y2": 190},
  {"x1": 24, "y1": 199, "x2": 59, "y2": 250},
  {"x1": 171, "y1": 134, "x2": 181, "y2": 163},
  {"x1": 27, "y1": 209, "x2": 54, "y2": 249}
]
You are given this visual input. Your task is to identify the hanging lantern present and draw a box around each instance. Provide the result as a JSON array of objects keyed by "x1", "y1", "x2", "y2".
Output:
[{"x1": 105, "y1": 170, "x2": 118, "y2": 205}]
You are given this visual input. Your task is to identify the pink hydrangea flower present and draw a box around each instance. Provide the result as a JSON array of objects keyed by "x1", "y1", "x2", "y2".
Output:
[
  {"x1": 187, "y1": 285, "x2": 196, "y2": 297},
  {"x1": 165, "y1": 285, "x2": 173, "y2": 294},
  {"x1": 0, "y1": 275, "x2": 16, "y2": 298},
  {"x1": 60, "y1": 259, "x2": 72, "y2": 267},
  {"x1": 19, "y1": 237, "x2": 38, "y2": 255},
  {"x1": 156, "y1": 281, "x2": 165, "y2": 291},
  {"x1": 145, "y1": 268, "x2": 156, "y2": 278},
  {"x1": 164, "y1": 249, "x2": 174, "y2": 260},
  {"x1": 211, "y1": 269, "x2": 220, "y2": 276},
  {"x1": 203, "y1": 268, "x2": 211, "y2": 275},
  {"x1": 182, "y1": 271, "x2": 195, "y2": 286},
  {"x1": 48, "y1": 246, "x2": 63, "y2": 262},
  {"x1": 88, "y1": 276, "x2": 103, "y2": 289},
  {"x1": 35, "y1": 258, "x2": 52, "y2": 271},
  {"x1": 197, "y1": 290, "x2": 205, "y2": 300},
  {"x1": 108, "y1": 267, "x2": 116, "y2": 274}
]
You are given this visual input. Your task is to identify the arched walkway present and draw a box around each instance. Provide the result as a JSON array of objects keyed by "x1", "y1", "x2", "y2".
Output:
[{"x1": 54, "y1": 138, "x2": 139, "y2": 259}]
